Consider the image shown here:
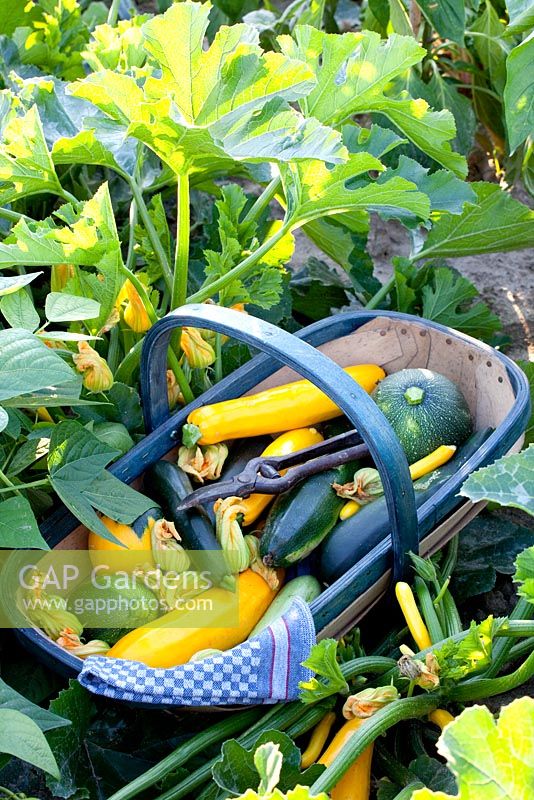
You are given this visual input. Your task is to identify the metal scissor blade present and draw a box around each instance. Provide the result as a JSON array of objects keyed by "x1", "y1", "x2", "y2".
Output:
[{"x1": 175, "y1": 428, "x2": 365, "y2": 511}]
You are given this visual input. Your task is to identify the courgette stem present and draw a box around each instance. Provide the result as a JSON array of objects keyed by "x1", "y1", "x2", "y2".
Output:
[
  {"x1": 441, "y1": 589, "x2": 462, "y2": 637},
  {"x1": 391, "y1": 783, "x2": 426, "y2": 800},
  {"x1": 340, "y1": 656, "x2": 398, "y2": 681},
  {"x1": 414, "y1": 577, "x2": 445, "y2": 644},
  {"x1": 172, "y1": 173, "x2": 190, "y2": 309},
  {"x1": 154, "y1": 701, "x2": 319, "y2": 800},
  {"x1": 310, "y1": 696, "x2": 438, "y2": 793},
  {"x1": 107, "y1": 707, "x2": 262, "y2": 800},
  {"x1": 484, "y1": 597, "x2": 534, "y2": 678},
  {"x1": 448, "y1": 646, "x2": 534, "y2": 702}
]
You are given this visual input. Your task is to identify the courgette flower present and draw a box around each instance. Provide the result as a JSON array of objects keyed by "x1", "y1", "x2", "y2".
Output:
[
  {"x1": 180, "y1": 327, "x2": 216, "y2": 369},
  {"x1": 73, "y1": 341, "x2": 114, "y2": 392}
]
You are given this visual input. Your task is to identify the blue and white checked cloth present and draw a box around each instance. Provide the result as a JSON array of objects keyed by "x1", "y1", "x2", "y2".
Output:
[{"x1": 78, "y1": 597, "x2": 316, "y2": 705}]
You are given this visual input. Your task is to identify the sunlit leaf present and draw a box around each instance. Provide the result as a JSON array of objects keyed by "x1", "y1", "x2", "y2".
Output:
[
  {"x1": 0, "y1": 328, "x2": 76, "y2": 403},
  {"x1": 416, "y1": 183, "x2": 534, "y2": 259},
  {"x1": 504, "y1": 33, "x2": 534, "y2": 154},
  {"x1": 0, "y1": 105, "x2": 62, "y2": 205},
  {"x1": 460, "y1": 446, "x2": 534, "y2": 515},
  {"x1": 0, "y1": 289, "x2": 40, "y2": 331},
  {"x1": 278, "y1": 26, "x2": 467, "y2": 176}
]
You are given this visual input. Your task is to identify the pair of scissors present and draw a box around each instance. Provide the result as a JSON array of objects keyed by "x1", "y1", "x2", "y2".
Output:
[{"x1": 175, "y1": 429, "x2": 370, "y2": 511}]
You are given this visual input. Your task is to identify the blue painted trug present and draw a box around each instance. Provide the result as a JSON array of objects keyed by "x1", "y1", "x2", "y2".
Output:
[{"x1": 24, "y1": 308, "x2": 530, "y2": 693}]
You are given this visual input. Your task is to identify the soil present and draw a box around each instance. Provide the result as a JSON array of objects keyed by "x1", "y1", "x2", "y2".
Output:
[{"x1": 290, "y1": 184, "x2": 534, "y2": 360}]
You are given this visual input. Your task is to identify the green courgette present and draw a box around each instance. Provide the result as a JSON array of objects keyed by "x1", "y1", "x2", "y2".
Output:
[
  {"x1": 320, "y1": 428, "x2": 493, "y2": 584},
  {"x1": 144, "y1": 461, "x2": 230, "y2": 586},
  {"x1": 372, "y1": 368, "x2": 473, "y2": 463},
  {"x1": 248, "y1": 575, "x2": 321, "y2": 637},
  {"x1": 260, "y1": 461, "x2": 360, "y2": 567}
]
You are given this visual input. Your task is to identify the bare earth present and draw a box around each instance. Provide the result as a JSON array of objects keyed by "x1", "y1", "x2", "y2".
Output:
[{"x1": 291, "y1": 210, "x2": 534, "y2": 360}]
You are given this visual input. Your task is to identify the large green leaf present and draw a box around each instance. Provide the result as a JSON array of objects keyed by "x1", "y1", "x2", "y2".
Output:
[
  {"x1": 0, "y1": 708, "x2": 60, "y2": 779},
  {"x1": 505, "y1": 0, "x2": 534, "y2": 34},
  {"x1": 504, "y1": 33, "x2": 534, "y2": 154},
  {"x1": 379, "y1": 156, "x2": 475, "y2": 214},
  {"x1": 407, "y1": 71, "x2": 476, "y2": 156},
  {"x1": 415, "y1": 182, "x2": 534, "y2": 259},
  {"x1": 0, "y1": 329, "x2": 75, "y2": 402},
  {"x1": 69, "y1": 2, "x2": 346, "y2": 174},
  {"x1": 0, "y1": 105, "x2": 63, "y2": 205},
  {"x1": 278, "y1": 26, "x2": 467, "y2": 176},
  {"x1": 415, "y1": 0, "x2": 465, "y2": 44},
  {"x1": 0, "y1": 272, "x2": 42, "y2": 297},
  {"x1": 471, "y1": 1, "x2": 508, "y2": 95},
  {"x1": 0, "y1": 289, "x2": 40, "y2": 331},
  {"x1": 421, "y1": 267, "x2": 501, "y2": 339},
  {"x1": 281, "y1": 154, "x2": 430, "y2": 229},
  {"x1": 459, "y1": 446, "x2": 534, "y2": 515},
  {"x1": 48, "y1": 420, "x2": 155, "y2": 542},
  {"x1": 45, "y1": 292, "x2": 100, "y2": 323},
  {"x1": 0, "y1": 184, "x2": 122, "y2": 332},
  {"x1": 0, "y1": 496, "x2": 49, "y2": 549},
  {"x1": 0, "y1": 678, "x2": 69, "y2": 732},
  {"x1": 413, "y1": 698, "x2": 534, "y2": 799},
  {"x1": 46, "y1": 681, "x2": 94, "y2": 799}
]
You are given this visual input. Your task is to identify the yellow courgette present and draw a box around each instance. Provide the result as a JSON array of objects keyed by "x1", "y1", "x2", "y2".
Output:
[
  {"x1": 107, "y1": 569, "x2": 279, "y2": 668},
  {"x1": 319, "y1": 718, "x2": 373, "y2": 800},
  {"x1": 187, "y1": 365, "x2": 385, "y2": 445},
  {"x1": 395, "y1": 582, "x2": 432, "y2": 651},
  {"x1": 301, "y1": 711, "x2": 336, "y2": 768},
  {"x1": 428, "y1": 709, "x2": 455, "y2": 730},
  {"x1": 339, "y1": 444, "x2": 457, "y2": 520}
]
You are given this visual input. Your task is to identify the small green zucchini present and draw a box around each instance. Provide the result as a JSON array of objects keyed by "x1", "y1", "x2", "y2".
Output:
[
  {"x1": 260, "y1": 461, "x2": 360, "y2": 567},
  {"x1": 249, "y1": 575, "x2": 321, "y2": 637}
]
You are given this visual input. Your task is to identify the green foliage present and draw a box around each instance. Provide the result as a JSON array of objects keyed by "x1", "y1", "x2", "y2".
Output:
[
  {"x1": 47, "y1": 420, "x2": 154, "y2": 543},
  {"x1": 412, "y1": 697, "x2": 534, "y2": 799},
  {"x1": 212, "y1": 731, "x2": 324, "y2": 795},
  {"x1": 0, "y1": 708, "x2": 60, "y2": 779},
  {"x1": 514, "y1": 545, "x2": 534, "y2": 603},
  {"x1": 434, "y1": 616, "x2": 500, "y2": 683},
  {"x1": 298, "y1": 639, "x2": 349, "y2": 703},
  {"x1": 452, "y1": 513, "x2": 534, "y2": 599},
  {"x1": 46, "y1": 681, "x2": 95, "y2": 798},
  {"x1": 460, "y1": 446, "x2": 534, "y2": 515}
]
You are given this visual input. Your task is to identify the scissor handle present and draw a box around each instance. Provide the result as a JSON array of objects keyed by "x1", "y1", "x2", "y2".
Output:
[{"x1": 140, "y1": 304, "x2": 418, "y2": 582}]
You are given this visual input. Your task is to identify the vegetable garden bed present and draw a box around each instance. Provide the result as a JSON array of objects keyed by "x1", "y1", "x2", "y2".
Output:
[{"x1": 0, "y1": 0, "x2": 533, "y2": 797}]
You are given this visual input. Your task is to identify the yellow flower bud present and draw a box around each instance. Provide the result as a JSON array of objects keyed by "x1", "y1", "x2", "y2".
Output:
[
  {"x1": 20, "y1": 578, "x2": 83, "y2": 641},
  {"x1": 73, "y1": 342, "x2": 114, "y2": 392},
  {"x1": 150, "y1": 518, "x2": 190, "y2": 573},
  {"x1": 117, "y1": 279, "x2": 151, "y2": 333},
  {"x1": 342, "y1": 685, "x2": 400, "y2": 719},
  {"x1": 214, "y1": 497, "x2": 250, "y2": 574},
  {"x1": 51, "y1": 263, "x2": 75, "y2": 292},
  {"x1": 180, "y1": 327, "x2": 216, "y2": 369},
  {"x1": 244, "y1": 533, "x2": 281, "y2": 590},
  {"x1": 333, "y1": 468, "x2": 384, "y2": 503},
  {"x1": 178, "y1": 443, "x2": 228, "y2": 483},
  {"x1": 56, "y1": 629, "x2": 110, "y2": 658}
]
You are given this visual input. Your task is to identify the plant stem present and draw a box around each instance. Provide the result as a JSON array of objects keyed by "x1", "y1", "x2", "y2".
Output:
[
  {"x1": 0, "y1": 206, "x2": 30, "y2": 224},
  {"x1": 440, "y1": 535, "x2": 458, "y2": 581},
  {"x1": 127, "y1": 176, "x2": 173, "y2": 292},
  {"x1": 242, "y1": 176, "x2": 280, "y2": 224},
  {"x1": 57, "y1": 187, "x2": 79, "y2": 205},
  {"x1": 0, "y1": 478, "x2": 50, "y2": 493},
  {"x1": 115, "y1": 339, "x2": 143, "y2": 385},
  {"x1": 172, "y1": 173, "x2": 190, "y2": 310},
  {"x1": 391, "y1": 784, "x2": 426, "y2": 800},
  {"x1": 168, "y1": 350, "x2": 194, "y2": 405},
  {"x1": 448, "y1": 648, "x2": 534, "y2": 702},
  {"x1": 107, "y1": 707, "x2": 262, "y2": 800},
  {"x1": 154, "y1": 701, "x2": 318, "y2": 800},
  {"x1": 341, "y1": 656, "x2": 398, "y2": 681},
  {"x1": 0, "y1": 468, "x2": 21, "y2": 496},
  {"x1": 414, "y1": 577, "x2": 445, "y2": 644},
  {"x1": 107, "y1": 325, "x2": 121, "y2": 374},
  {"x1": 365, "y1": 276, "x2": 394, "y2": 310},
  {"x1": 187, "y1": 222, "x2": 290, "y2": 304},
  {"x1": 107, "y1": 0, "x2": 122, "y2": 25},
  {"x1": 484, "y1": 597, "x2": 534, "y2": 678},
  {"x1": 310, "y1": 696, "x2": 438, "y2": 793},
  {"x1": 125, "y1": 199, "x2": 138, "y2": 272}
]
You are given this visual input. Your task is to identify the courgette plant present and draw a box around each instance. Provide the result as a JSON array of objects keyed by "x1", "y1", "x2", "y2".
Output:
[{"x1": 0, "y1": 0, "x2": 533, "y2": 544}]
